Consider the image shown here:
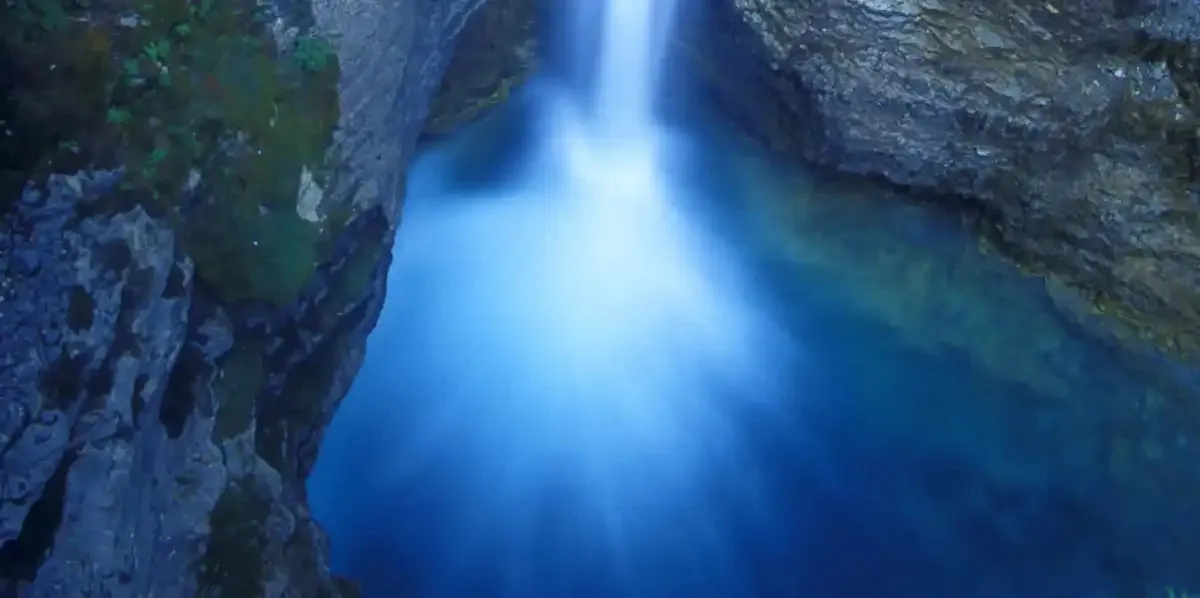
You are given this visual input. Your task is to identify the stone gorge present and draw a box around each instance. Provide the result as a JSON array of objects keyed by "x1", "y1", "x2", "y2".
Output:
[{"x1": 3, "y1": 0, "x2": 1200, "y2": 595}]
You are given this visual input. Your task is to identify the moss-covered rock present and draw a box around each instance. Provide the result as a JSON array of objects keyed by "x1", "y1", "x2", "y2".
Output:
[
  {"x1": 2, "y1": 0, "x2": 341, "y2": 306},
  {"x1": 1, "y1": 0, "x2": 488, "y2": 593},
  {"x1": 423, "y1": 0, "x2": 539, "y2": 137},
  {"x1": 199, "y1": 479, "x2": 272, "y2": 597}
]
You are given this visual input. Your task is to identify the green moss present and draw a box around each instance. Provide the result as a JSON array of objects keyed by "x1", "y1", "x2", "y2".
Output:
[
  {"x1": 256, "y1": 325, "x2": 351, "y2": 472},
  {"x1": 211, "y1": 335, "x2": 265, "y2": 441},
  {"x1": 293, "y1": 33, "x2": 335, "y2": 72},
  {"x1": 199, "y1": 480, "x2": 270, "y2": 597},
  {"x1": 188, "y1": 206, "x2": 323, "y2": 305},
  {"x1": 1, "y1": 11, "x2": 119, "y2": 208},
  {"x1": 3, "y1": 0, "x2": 342, "y2": 305}
]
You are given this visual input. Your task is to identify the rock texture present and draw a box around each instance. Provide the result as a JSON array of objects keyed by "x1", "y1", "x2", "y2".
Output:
[
  {"x1": 423, "y1": 0, "x2": 540, "y2": 137},
  {"x1": 311, "y1": 0, "x2": 484, "y2": 221},
  {"x1": 0, "y1": 0, "x2": 484, "y2": 594},
  {"x1": 678, "y1": 0, "x2": 1200, "y2": 362}
]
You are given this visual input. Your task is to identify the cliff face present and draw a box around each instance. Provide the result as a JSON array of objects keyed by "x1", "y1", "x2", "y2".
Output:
[
  {"x1": 423, "y1": 0, "x2": 539, "y2": 137},
  {"x1": 0, "y1": 0, "x2": 483, "y2": 594},
  {"x1": 678, "y1": 0, "x2": 1200, "y2": 362}
]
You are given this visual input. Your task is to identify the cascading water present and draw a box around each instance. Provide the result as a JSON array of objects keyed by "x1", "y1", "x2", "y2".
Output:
[
  {"x1": 590, "y1": 0, "x2": 676, "y2": 135},
  {"x1": 310, "y1": 0, "x2": 799, "y2": 596},
  {"x1": 311, "y1": 0, "x2": 1200, "y2": 595}
]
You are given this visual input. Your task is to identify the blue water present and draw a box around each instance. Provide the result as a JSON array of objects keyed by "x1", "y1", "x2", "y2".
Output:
[{"x1": 308, "y1": 84, "x2": 1200, "y2": 598}]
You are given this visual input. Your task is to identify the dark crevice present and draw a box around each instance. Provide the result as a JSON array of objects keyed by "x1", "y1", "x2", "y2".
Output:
[
  {"x1": 131, "y1": 374, "x2": 148, "y2": 427},
  {"x1": 38, "y1": 351, "x2": 88, "y2": 412},
  {"x1": 161, "y1": 338, "x2": 203, "y2": 439},
  {"x1": 0, "y1": 449, "x2": 79, "y2": 584},
  {"x1": 82, "y1": 364, "x2": 115, "y2": 412},
  {"x1": 95, "y1": 241, "x2": 132, "y2": 273},
  {"x1": 164, "y1": 261, "x2": 188, "y2": 299},
  {"x1": 160, "y1": 289, "x2": 217, "y2": 439},
  {"x1": 65, "y1": 285, "x2": 94, "y2": 332}
]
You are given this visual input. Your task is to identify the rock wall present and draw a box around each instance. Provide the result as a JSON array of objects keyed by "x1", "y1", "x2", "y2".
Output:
[
  {"x1": 423, "y1": 0, "x2": 540, "y2": 137},
  {"x1": 0, "y1": 0, "x2": 485, "y2": 594},
  {"x1": 677, "y1": 0, "x2": 1200, "y2": 363}
]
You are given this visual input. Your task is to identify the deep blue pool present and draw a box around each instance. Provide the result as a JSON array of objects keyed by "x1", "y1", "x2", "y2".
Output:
[{"x1": 309, "y1": 85, "x2": 1200, "y2": 598}]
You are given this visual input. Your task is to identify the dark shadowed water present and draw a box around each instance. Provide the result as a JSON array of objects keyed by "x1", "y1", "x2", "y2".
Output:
[{"x1": 308, "y1": 83, "x2": 1200, "y2": 598}]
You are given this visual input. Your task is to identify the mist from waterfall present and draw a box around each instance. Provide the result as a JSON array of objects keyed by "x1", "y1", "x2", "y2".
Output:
[
  {"x1": 309, "y1": 0, "x2": 798, "y2": 596},
  {"x1": 308, "y1": 0, "x2": 1200, "y2": 595}
]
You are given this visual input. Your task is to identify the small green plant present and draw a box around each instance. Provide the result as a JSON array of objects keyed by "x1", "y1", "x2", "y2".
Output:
[
  {"x1": 292, "y1": 34, "x2": 334, "y2": 72},
  {"x1": 143, "y1": 39, "x2": 169, "y2": 62},
  {"x1": 106, "y1": 107, "x2": 132, "y2": 124}
]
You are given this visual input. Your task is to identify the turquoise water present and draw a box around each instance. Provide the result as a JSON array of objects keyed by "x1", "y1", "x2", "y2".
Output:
[{"x1": 309, "y1": 85, "x2": 1200, "y2": 598}]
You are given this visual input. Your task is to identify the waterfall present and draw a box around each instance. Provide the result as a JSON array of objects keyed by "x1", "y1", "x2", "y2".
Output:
[
  {"x1": 592, "y1": 0, "x2": 678, "y2": 135},
  {"x1": 310, "y1": 0, "x2": 796, "y2": 595}
]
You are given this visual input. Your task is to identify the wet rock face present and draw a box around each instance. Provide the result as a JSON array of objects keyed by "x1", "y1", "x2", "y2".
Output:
[
  {"x1": 0, "y1": 0, "x2": 484, "y2": 593},
  {"x1": 312, "y1": 0, "x2": 488, "y2": 220},
  {"x1": 423, "y1": 0, "x2": 540, "y2": 136},
  {"x1": 681, "y1": 0, "x2": 1200, "y2": 359},
  {"x1": 0, "y1": 177, "x2": 389, "y2": 598}
]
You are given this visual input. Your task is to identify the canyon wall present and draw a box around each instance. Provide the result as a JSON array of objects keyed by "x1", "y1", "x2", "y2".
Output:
[
  {"x1": 0, "y1": 0, "x2": 486, "y2": 594},
  {"x1": 677, "y1": 0, "x2": 1200, "y2": 364}
]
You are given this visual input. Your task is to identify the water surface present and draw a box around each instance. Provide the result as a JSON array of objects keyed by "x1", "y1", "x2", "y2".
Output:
[{"x1": 309, "y1": 83, "x2": 1200, "y2": 597}]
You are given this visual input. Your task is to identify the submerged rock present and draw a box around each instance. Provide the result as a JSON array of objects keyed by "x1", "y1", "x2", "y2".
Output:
[
  {"x1": 680, "y1": 0, "x2": 1200, "y2": 363},
  {"x1": 0, "y1": 0, "x2": 484, "y2": 593}
]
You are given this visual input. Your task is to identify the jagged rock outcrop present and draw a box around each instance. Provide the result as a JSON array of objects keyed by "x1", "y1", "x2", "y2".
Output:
[
  {"x1": 424, "y1": 0, "x2": 540, "y2": 137},
  {"x1": 0, "y1": 0, "x2": 485, "y2": 594},
  {"x1": 678, "y1": 0, "x2": 1200, "y2": 362}
]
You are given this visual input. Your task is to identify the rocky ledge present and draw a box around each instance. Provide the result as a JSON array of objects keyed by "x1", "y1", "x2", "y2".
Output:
[
  {"x1": 423, "y1": 0, "x2": 540, "y2": 138},
  {"x1": 678, "y1": 0, "x2": 1200, "y2": 364},
  {"x1": 0, "y1": 0, "x2": 486, "y2": 593}
]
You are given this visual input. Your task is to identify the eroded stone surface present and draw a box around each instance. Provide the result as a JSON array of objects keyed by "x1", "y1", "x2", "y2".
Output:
[
  {"x1": 679, "y1": 0, "x2": 1200, "y2": 361},
  {"x1": 0, "y1": 0, "x2": 486, "y2": 593},
  {"x1": 313, "y1": 0, "x2": 487, "y2": 222},
  {"x1": 423, "y1": 0, "x2": 540, "y2": 136}
]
